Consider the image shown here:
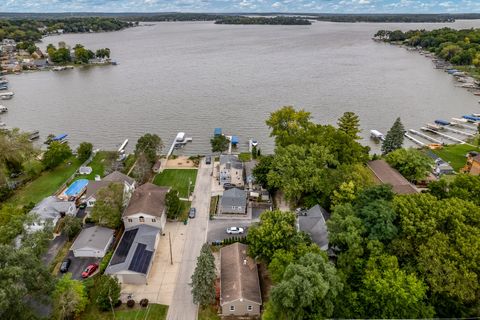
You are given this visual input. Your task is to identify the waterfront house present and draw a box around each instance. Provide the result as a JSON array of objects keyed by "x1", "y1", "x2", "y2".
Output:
[
  {"x1": 297, "y1": 205, "x2": 329, "y2": 250},
  {"x1": 220, "y1": 243, "x2": 262, "y2": 317},
  {"x1": 467, "y1": 154, "x2": 480, "y2": 176},
  {"x1": 220, "y1": 188, "x2": 247, "y2": 214},
  {"x1": 28, "y1": 196, "x2": 76, "y2": 232},
  {"x1": 123, "y1": 183, "x2": 169, "y2": 232},
  {"x1": 367, "y1": 160, "x2": 418, "y2": 194},
  {"x1": 70, "y1": 226, "x2": 114, "y2": 258},
  {"x1": 105, "y1": 224, "x2": 159, "y2": 285},
  {"x1": 219, "y1": 155, "x2": 244, "y2": 187},
  {"x1": 82, "y1": 171, "x2": 135, "y2": 207}
]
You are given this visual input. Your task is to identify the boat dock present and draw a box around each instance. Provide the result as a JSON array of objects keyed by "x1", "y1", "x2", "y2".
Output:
[
  {"x1": 409, "y1": 129, "x2": 443, "y2": 144},
  {"x1": 167, "y1": 132, "x2": 192, "y2": 157},
  {"x1": 442, "y1": 125, "x2": 474, "y2": 137},
  {"x1": 404, "y1": 133, "x2": 426, "y2": 147},
  {"x1": 421, "y1": 127, "x2": 465, "y2": 144}
]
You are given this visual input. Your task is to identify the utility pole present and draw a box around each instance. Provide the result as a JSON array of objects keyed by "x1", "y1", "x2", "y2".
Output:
[{"x1": 169, "y1": 232, "x2": 173, "y2": 265}]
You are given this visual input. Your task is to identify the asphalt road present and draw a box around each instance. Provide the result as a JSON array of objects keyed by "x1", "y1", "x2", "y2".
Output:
[{"x1": 167, "y1": 159, "x2": 212, "y2": 320}]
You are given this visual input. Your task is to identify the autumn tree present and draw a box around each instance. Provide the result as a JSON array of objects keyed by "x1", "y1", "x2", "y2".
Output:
[{"x1": 191, "y1": 244, "x2": 216, "y2": 306}]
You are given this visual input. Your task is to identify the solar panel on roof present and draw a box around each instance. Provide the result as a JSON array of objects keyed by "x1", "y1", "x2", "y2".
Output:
[
  {"x1": 110, "y1": 228, "x2": 138, "y2": 265},
  {"x1": 128, "y1": 243, "x2": 153, "y2": 274}
]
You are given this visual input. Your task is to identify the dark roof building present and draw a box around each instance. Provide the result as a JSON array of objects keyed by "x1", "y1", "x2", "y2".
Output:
[
  {"x1": 123, "y1": 183, "x2": 169, "y2": 218},
  {"x1": 220, "y1": 243, "x2": 262, "y2": 316},
  {"x1": 298, "y1": 205, "x2": 329, "y2": 250},
  {"x1": 220, "y1": 188, "x2": 247, "y2": 214},
  {"x1": 367, "y1": 160, "x2": 418, "y2": 194},
  {"x1": 103, "y1": 170, "x2": 136, "y2": 186}
]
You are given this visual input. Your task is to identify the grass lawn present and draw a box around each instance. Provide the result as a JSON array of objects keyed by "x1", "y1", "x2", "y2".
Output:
[
  {"x1": 179, "y1": 200, "x2": 191, "y2": 221},
  {"x1": 153, "y1": 169, "x2": 198, "y2": 198},
  {"x1": 238, "y1": 152, "x2": 251, "y2": 162},
  {"x1": 7, "y1": 157, "x2": 82, "y2": 206},
  {"x1": 431, "y1": 144, "x2": 480, "y2": 171},
  {"x1": 81, "y1": 304, "x2": 168, "y2": 320},
  {"x1": 198, "y1": 305, "x2": 220, "y2": 320},
  {"x1": 75, "y1": 151, "x2": 114, "y2": 181}
]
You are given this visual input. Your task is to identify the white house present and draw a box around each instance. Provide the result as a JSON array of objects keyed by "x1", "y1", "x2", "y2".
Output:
[
  {"x1": 82, "y1": 171, "x2": 136, "y2": 208},
  {"x1": 70, "y1": 226, "x2": 114, "y2": 258},
  {"x1": 122, "y1": 183, "x2": 170, "y2": 232},
  {"x1": 27, "y1": 196, "x2": 76, "y2": 232}
]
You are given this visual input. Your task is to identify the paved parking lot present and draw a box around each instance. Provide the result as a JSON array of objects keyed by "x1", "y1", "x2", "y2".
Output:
[{"x1": 60, "y1": 251, "x2": 99, "y2": 280}]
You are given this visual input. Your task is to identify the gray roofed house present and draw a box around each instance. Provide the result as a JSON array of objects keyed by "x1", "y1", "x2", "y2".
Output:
[
  {"x1": 71, "y1": 226, "x2": 114, "y2": 258},
  {"x1": 220, "y1": 243, "x2": 262, "y2": 316},
  {"x1": 28, "y1": 196, "x2": 76, "y2": 232},
  {"x1": 103, "y1": 170, "x2": 136, "y2": 186},
  {"x1": 83, "y1": 181, "x2": 111, "y2": 207},
  {"x1": 82, "y1": 171, "x2": 136, "y2": 208},
  {"x1": 219, "y1": 155, "x2": 244, "y2": 187},
  {"x1": 298, "y1": 204, "x2": 329, "y2": 250},
  {"x1": 220, "y1": 188, "x2": 247, "y2": 214},
  {"x1": 105, "y1": 225, "x2": 160, "y2": 285}
]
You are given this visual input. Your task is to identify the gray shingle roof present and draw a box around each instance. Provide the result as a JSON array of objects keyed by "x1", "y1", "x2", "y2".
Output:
[
  {"x1": 220, "y1": 155, "x2": 243, "y2": 170},
  {"x1": 105, "y1": 225, "x2": 159, "y2": 275},
  {"x1": 298, "y1": 205, "x2": 329, "y2": 250},
  {"x1": 71, "y1": 226, "x2": 114, "y2": 251},
  {"x1": 83, "y1": 181, "x2": 112, "y2": 200},
  {"x1": 103, "y1": 171, "x2": 135, "y2": 185},
  {"x1": 221, "y1": 188, "x2": 247, "y2": 208},
  {"x1": 30, "y1": 196, "x2": 75, "y2": 220}
]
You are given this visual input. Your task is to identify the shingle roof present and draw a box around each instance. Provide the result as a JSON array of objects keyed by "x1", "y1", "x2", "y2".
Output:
[
  {"x1": 367, "y1": 160, "x2": 418, "y2": 195},
  {"x1": 71, "y1": 226, "x2": 114, "y2": 251},
  {"x1": 103, "y1": 171, "x2": 135, "y2": 185},
  {"x1": 220, "y1": 243, "x2": 262, "y2": 305},
  {"x1": 123, "y1": 183, "x2": 169, "y2": 218},
  {"x1": 220, "y1": 155, "x2": 243, "y2": 170},
  {"x1": 83, "y1": 181, "x2": 112, "y2": 200},
  {"x1": 473, "y1": 154, "x2": 480, "y2": 163},
  {"x1": 31, "y1": 196, "x2": 75, "y2": 220},
  {"x1": 221, "y1": 188, "x2": 247, "y2": 208},
  {"x1": 105, "y1": 225, "x2": 159, "y2": 275},
  {"x1": 298, "y1": 205, "x2": 329, "y2": 250}
]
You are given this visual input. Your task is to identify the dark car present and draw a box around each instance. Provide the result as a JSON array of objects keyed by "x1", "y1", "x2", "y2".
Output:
[
  {"x1": 81, "y1": 263, "x2": 98, "y2": 278},
  {"x1": 60, "y1": 258, "x2": 71, "y2": 273},
  {"x1": 189, "y1": 207, "x2": 196, "y2": 219},
  {"x1": 205, "y1": 156, "x2": 212, "y2": 165},
  {"x1": 78, "y1": 202, "x2": 87, "y2": 209},
  {"x1": 223, "y1": 183, "x2": 236, "y2": 190}
]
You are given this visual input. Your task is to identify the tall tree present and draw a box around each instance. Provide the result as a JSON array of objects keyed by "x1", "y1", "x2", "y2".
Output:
[
  {"x1": 135, "y1": 133, "x2": 163, "y2": 165},
  {"x1": 381, "y1": 117, "x2": 405, "y2": 155},
  {"x1": 43, "y1": 141, "x2": 72, "y2": 169},
  {"x1": 252, "y1": 155, "x2": 274, "y2": 190},
  {"x1": 210, "y1": 135, "x2": 229, "y2": 153},
  {"x1": 165, "y1": 188, "x2": 181, "y2": 219},
  {"x1": 52, "y1": 273, "x2": 88, "y2": 320},
  {"x1": 191, "y1": 244, "x2": 216, "y2": 306},
  {"x1": 338, "y1": 111, "x2": 361, "y2": 140},
  {"x1": 266, "y1": 106, "x2": 312, "y2": 147},
  {"x1": 76, "y1": 142, "x2": 93, "y2": 162},
  {"x1": 133, "y1": 152, "x2": 151, "y2": 184},
  {"x1": 91, "y1": 182, "x2": 123, "y2": 229},
  {"x1": 95, "y1": 275, "x2": 121, "y2": 311},
  {"x1": 62, "y1": 215, "x2": 82, "y2": 241}
]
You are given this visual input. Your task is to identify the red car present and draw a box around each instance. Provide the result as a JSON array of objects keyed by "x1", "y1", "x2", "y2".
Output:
[{"x1": 81, "y1": 263, "x2": 98, "y2": 278}]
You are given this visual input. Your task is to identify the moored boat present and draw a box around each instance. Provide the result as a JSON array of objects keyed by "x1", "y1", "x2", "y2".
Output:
[
  {"x1": 370, "y1": 129, "x2": 385, "y2": 141},
  {"x1": 0, "y1": 105, "x2": 7, "y2": 113}
]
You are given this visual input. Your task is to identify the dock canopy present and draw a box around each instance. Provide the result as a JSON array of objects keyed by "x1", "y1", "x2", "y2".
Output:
[
  {"x1": 214, "y1": 128, "x2": 222, "y2": 136},
  {"x1": 52, "y1": 133, "x2": 68, "y2": 141},
  {"x1": 231, "y1": 135, "x2": 239, "y2": 145}
]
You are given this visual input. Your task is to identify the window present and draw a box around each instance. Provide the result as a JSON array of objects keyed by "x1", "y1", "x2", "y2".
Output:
[
  {"x1": 139, "y1": 216, "x2": 145, "y2": 223},
  {"x1": 229, "y1": 305, "x2": 235, "y2": 312},
  {"x1": 247, "y1": 305, "x2": 253, "y2": 311},
  {"x1": 127, "y1": 219, "x2": 132, "y2": 223},
  {"x1": 152, "y1": 218, "x2": 156, "y2": 222}
]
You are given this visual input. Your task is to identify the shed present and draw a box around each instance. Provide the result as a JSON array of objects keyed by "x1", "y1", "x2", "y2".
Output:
[{"x1": 71, "y1": 226, "x2": 114, "y2": 258}]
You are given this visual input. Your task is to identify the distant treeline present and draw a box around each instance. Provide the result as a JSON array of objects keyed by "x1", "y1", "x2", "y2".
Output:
[
  {"x1": 214, "y1": 16, "x2": 311, "y2": 25},
  {"x1": 0, "y1": 17, "x2": 135, "y2": 42},
  {"x1": 374, "y1": 28, "x2": 480, "y2": 66}
]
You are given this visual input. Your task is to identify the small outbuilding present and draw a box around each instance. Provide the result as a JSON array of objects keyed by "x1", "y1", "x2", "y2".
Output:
[{"x1": 71, "y1": 226, "x2": 114, "y2": 258}]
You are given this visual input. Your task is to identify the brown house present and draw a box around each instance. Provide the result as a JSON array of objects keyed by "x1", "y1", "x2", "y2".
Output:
[
  {"x1": 220, "y1": 243, "x2": 262, "y2": 317},
  {"x1": 367, "y1": 160, "x2": 418, "y2": 194},
  {"x1": 468, "y1": 154, "x2": 480, "y2": 176}
]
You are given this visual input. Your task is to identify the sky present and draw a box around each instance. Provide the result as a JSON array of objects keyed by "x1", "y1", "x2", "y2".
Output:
[{"x1": 2, "y1": 0, "x2": 479, "y2": 14}]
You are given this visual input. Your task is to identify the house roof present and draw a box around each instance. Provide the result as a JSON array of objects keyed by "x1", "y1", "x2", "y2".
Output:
[
  {"x1": 103, "y1": 171, "x2": 135, "y2": 185},
  {"x1": 298, "y1": 205, "x2": 329, "y2": 250},
  {"x1": 473, "y1": 154, "x2": 480, "y2": 163},
  {"x1": 244, "y1": 160, "x2": 258, "y2": 181},
  {"x1": 220, "y1": 155, "x2": 243, "y2": 170},
  {"x1": 220, "y1": 243, "x2": 262, "y2": 305},
  {"x1": 367, "y1": 160, "x2": 418, "y2": 195},
  {"x1": 106, "y1": 225, "x2": 159, "y2": 275},
  {"x1": 221, "y1": 188, "x2": 247, "y2": 208},
  {"x1": 30, "y1": 196, "x2": 75, "y2": 220},
  {"x1": 83, "y1": 181, "x2": 111, "y2": 200},
  {"x1": 71, "y1": 226, "x2": 114, "y2": 251},
  {"x1": 123, "y1": 183, "x2": 169, "y2": 218}
]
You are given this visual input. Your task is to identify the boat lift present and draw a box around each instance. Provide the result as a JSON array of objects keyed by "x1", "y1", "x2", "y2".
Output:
[
  {"x1": 409, "y1": 129, "x2": 443, "y2": 144},
  {"x1": 421, "y1": 127, "x2": 465, "y2": 144},
  {"x1": 450, "y1": 120, "x2": 478, "y2": 130}
]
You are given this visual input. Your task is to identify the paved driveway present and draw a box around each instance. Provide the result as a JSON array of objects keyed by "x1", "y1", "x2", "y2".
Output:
[
  {"x1": 207, "y1": 219, "x2": 252, "y2": 243},
  {"x1": 60, "y1": 251, "x2": 99, "y2": 280},
  {"x1": 167, "y1": 159, "x2": 212, "y2": 320},
  {"x1": 42, "y1": 234, "x2": 67, "y2": 266}
]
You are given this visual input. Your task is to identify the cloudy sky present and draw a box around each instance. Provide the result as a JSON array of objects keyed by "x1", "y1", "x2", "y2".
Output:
[{"x1": 2, "y1": 0, "x2": 478, "y2": 13}]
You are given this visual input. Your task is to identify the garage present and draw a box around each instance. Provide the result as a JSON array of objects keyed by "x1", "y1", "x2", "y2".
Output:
[{"x1": 71, "y1": 226, "x2": 114, "y2": 258}]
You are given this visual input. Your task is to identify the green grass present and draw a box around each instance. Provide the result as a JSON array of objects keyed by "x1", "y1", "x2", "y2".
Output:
[
  {"x1": 75, "y1": 151, "x2": 114, "y2": 181},
  {"x1": 81, "y1": 304, "x2": 168, "y2": 320},
  {"x1": 238, "y1": 152, "x2": 252, "y2": 162},
  {"x1": 153, "y1": 169, "x2": 198, "y2": 198},
  {"x1": 179, "y1": 201, "x2": 191, "y2": 221},
  {"x1": 7, "y1": 157, "x2": 82, "y2": 206},
  {"x1": 198, "y1": 305, "x2": 220, "y2": 320},
  {"x1": 431, "y1": 144, "x2": 480, "y2": 171}
]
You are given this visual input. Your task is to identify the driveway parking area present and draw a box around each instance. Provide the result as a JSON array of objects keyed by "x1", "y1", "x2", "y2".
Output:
[
  {"x1": 207, "y1": 219, "x2": 253, "y2": 243},
  {"x1": 61, "y1": 251, "x2": 100, "y2": 280}
]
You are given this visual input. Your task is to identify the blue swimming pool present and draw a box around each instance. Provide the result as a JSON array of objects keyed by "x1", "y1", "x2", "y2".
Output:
[{"x1": 65, "y1": 179, "x2": 89, "y2": 196}]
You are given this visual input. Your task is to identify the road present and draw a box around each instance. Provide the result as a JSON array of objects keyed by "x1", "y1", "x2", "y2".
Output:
[{"x1": 167, "y1": 160, "x2": 212, "y2": 320}]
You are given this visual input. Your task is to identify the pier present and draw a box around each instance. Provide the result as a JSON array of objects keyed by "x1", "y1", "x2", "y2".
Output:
[
  {"x1": 409, "y1": 129, "x2": 443, "y2": 144},
  {"x1": 404, "y1": 133, "x2": 425, "y2": 147},
  {"x1": 421, "y1": 127, "x2": 465, "y2": 144},
  {"x1": 442, "y1": 126, "x2": 474, "y2": 137}
]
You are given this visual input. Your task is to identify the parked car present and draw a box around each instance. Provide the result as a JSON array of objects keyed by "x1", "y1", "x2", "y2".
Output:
[
  {"x1": 60, "y1": 258, "x2": 71, "y2": 273},
  {"x1": 189, "y1": 207, "x2": 196, "y2": 219},
  {"x1": 223, "y1": 183, "x2": 236, "y2": 190},
  {"x1": 81, "y1": 263, "x2": 98, "y2": 278},
  {"x1": 78, "y1": 202, "x2": 87, "y2": 209},
  {"x1": 205, "y1": 156, "x2": 211, "y2": 165},
  {"x1": 226, "y1": 227, "x2": 244, "y2": 234}
]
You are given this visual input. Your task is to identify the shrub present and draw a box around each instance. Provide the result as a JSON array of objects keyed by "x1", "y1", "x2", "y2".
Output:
[
  {"x1": 140, "y1": 298, "x2": 149, "y2": 307},
  {"x1": 99, "y1": 251, "x2": 113, "y2": 274},
  {"x1": 114, "y1": 300, "x2": 122, "y2": 308},
  {"x1": 127, "y1": 299, "x2": 135, "y2": 308}
]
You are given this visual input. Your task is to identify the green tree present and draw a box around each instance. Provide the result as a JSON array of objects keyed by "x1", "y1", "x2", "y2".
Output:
[
  {"x1": 165, "y1": 188, "x2": 181, "y2": 219},
  {"x1": 76, "y1": 142, "x2": 93, "y2": 162},
  {"x1": 91, "y1": 182, "x2": 123, "y2": 229},
  {"x1": 132, "y1": 152, "x2": 151, "y2": 184},
  {"x1": 210, "y1": 134, "x2": 229, "y2": 153},
  {"x1": 0, "y1": 204, "x2": 27, "y2": 245},
  {"x1": 247, "y1": 210, "x2": 298, "y2": 262},
  {"x1": 266, "y1": 106, "x2": 312, "y2": 147},
  {"x1": 62, "y1": 215, "x2": 82, "y2": 241},
  {"x1": 252, "y1": 155, "x2": 274, "y2": 189},
  {"x1": 42, "y1": 141, "x2": 72, "y2": 169},
  {"x1": 135, "y1": 133, "x2": 163, "y2": 165},
  {"x1": 50, "y1": 47, "x2": 71, "y2": 64},
  {"x1": 267, "y1": 252, "x2": 343, "y2": 320},
  {"x1": 386, "y1": 148, "x2": 433, "y2": 182},
  {"x1": 191, "y1": 244, "x2": 216, "y2": 306},
  {"x1": 338, "y1": 111, "x2": 361, "y2": 139},
  {"x1": 53, "y1": 273, "x2": 88, "y2": 320},
  {"x1": 358, "y1": 200, "x2": 397, "y2": 243},
  {"x1": 381, "y1": 117, "x2": 405, "y2": 155},
  {"x1": 95, "y1": 274, "x2": 121, "y2": 311},
  {"x1": 95, "y1": 48, "x2": 111, "y2": 58}
]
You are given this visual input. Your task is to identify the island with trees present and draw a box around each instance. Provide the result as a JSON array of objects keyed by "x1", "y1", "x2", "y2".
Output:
[{"x1": 214, "y1": 16, "x2": 311, "y2": 25}]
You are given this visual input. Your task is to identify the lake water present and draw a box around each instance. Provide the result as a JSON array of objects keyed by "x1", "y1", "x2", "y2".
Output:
[{"x1": 3, "y1": 20, "x2": 480, "y2": 154}]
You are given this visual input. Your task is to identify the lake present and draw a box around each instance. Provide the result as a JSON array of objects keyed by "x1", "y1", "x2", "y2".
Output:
[{"x1": 3, "y1": 20, "x2": 480, "y2": 154}]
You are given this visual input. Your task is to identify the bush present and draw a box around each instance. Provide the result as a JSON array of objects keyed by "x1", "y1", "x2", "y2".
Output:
[
  {"x1": 84, "y1": 216, "x2": 95, "y2": 224},
  {"x1": 127, "y1": 299, "x2": 135, "y2": 308},
  {"x1": 99, "y1": 251, "x2": 113, "y2": 274},
  {"x1": 114, "y1": 300, "x2": 122, "y2": 308},
  {"x1": 139, "y1": 298, "x2": 149, "y2": 307}
]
